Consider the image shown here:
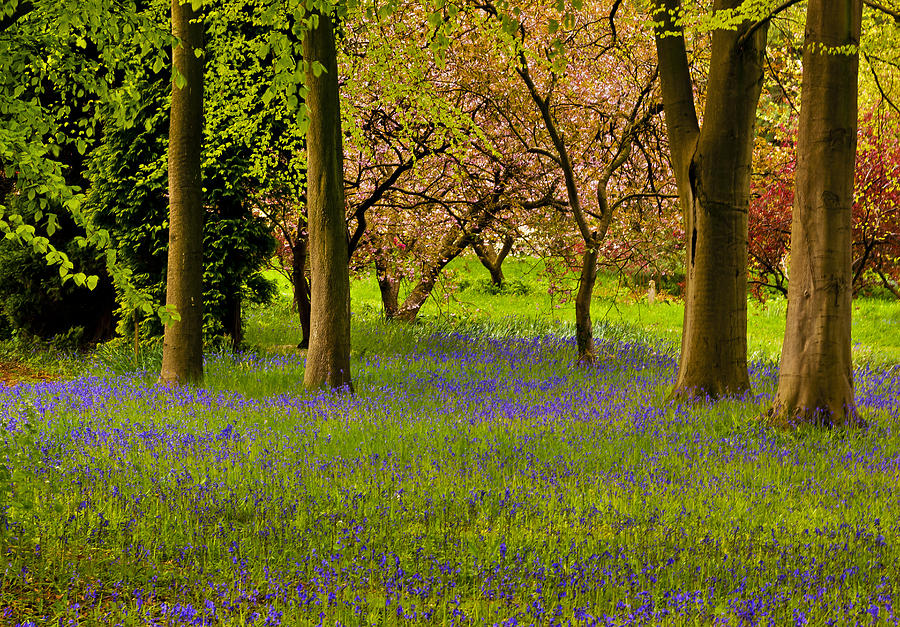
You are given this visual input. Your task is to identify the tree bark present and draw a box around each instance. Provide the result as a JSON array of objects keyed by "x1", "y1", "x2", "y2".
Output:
[
  {"x1": 392, "y1": 204, "x2": 495, "y2": 322},
  {"x1": 877, "y1": 268, "x2": 900, "y2": 300},
  {"x1": 159, "y1": 0, "x2": 204, "y2": 385},
  {"x1": 653, "y1": 0, "x2": 766, "y2": 399},
  {"x1": 392, "y1": 243, "x2": 466, "y2": 322},
  {"x1": 225, "y1": 293, "x2": 242, "y2": 351},
  {"x1": 472, "y1": 234, "x2": 514, "y2": 286},
  {"x1": 770, "y1": 0, "x2": 864, "y2": 427},
  {"x1": 291, "y1": 228, "x2": 311, "y2": 348},
  {"x1": 302, "y1": 9, "x2": 352, "y2": 391},
  {"x1": 575, "y1": 247, "x2": 599, "y2": 365},
  {"x1": 374, "y1": 253, "x2": 400, "y2": 319}
]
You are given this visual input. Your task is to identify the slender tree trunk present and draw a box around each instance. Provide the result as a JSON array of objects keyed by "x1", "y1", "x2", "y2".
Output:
[
  {"x1": 575, "y1": 247, "x2": 598, "y2": 365},
  {"x1": 303, "y1": 9, "x2": 352, "y2": 391},
  {"x1": 393, "y1": 208, "x2": 492, "y2": 323},
  {"x1": 877, "y1": 269, "x2": 900, "y2": 299},
  {"x1": 393, "y1": 275, "x2": 438, "y2": 323},
  {"x1": 572, "y1": 183, "x2": 618, "y2": 364},
  {"x1": 374, "y1": 254, "x2": 400, "y2": 319},
  {"x1": 653, "y1": 0, "x2": 766, "y2": 399},
  {"x1": 226, "y1": 293, "x2": 242, "y2": 351},
  {"x1": 159, "y1": 0, "x2": 204, "y2": 385},
  {"x1": 516, "y1": 40, "x2": 653, "y2": 365},
  {"x1": 770, "y1": 0, "x2": 864, "y2": 427},
  {"x1": 291, "y1": 229, "x2": 311, "y2": 348}
]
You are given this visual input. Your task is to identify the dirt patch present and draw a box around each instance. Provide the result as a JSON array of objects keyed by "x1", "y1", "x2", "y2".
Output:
[{"x1": 0, "y1": 361, "x2": 55, "y2": 387}]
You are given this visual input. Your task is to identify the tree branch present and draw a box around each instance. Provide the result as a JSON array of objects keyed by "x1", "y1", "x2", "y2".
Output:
[
  {"x1": 737, "y1": 0, "x2": 805, "y2": 49},
  {"x1": 864, "y1": 0, "x2": 900, "y2": 22},
  {"x1": 863, "y1": 51, "x2": 900, "y2": 115}
]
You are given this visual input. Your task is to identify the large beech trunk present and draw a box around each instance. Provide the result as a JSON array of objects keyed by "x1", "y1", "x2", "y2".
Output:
[
  {"x1": 303, "y1": 10, "x2": 352, "y2": 391},
  {"x1": 160, "y1": 0, "x2": 204, "y2": 385},
  {"x1": 771, "y1": 0, "x2": 864, "y2": 427},
  {"x1": 653, "y1": 0, "x2": 766, "y2": 399}
]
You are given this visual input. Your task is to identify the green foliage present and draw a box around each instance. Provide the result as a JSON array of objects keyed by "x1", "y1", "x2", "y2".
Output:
[
  {"x1": 0, "y1": 198, "x2": 116, "y2": 347},
  {"x1": 0, "y1": 0, "x2": 169, "y2": 311},
  {"x1": 463, "y1": 277, "x2": 532, "y2": 295},
  {"x1": 86, "y1": 1, "x2": 278, "y2": 345},
  {"x1": 91, "y1": 335, "x2": 164, "y2": 377}
]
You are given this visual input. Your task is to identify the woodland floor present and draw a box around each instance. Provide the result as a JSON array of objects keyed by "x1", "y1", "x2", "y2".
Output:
[{"x1": 0, "y1": 361, "x2": 54, "y2": 386}]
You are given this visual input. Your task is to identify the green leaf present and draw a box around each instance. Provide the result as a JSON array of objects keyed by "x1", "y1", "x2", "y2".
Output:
[
  {"x1": 86, "y1": 275, "x2": 99, "y2": 291},
  {"x1": 159, "y1": 304, "x2": 181, "y2": 324}
]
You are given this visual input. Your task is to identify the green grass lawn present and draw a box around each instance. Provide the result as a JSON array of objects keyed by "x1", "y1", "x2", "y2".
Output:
[{"x1": 263, "y1": 255, "x2": 900, "y2": 365}]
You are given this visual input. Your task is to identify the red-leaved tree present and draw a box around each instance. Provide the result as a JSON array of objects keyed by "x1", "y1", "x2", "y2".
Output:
[{"x1": 749, "y1": 110, "x2": 900, "y2": 299}]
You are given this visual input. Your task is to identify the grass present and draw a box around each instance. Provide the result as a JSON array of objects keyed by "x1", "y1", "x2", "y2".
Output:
[
  {"x1": 270, "y1": 255, "x2": 900, "y2": 364},
  {"x1": 1, "y1": 259, "x2": 900, "y2": 625}
]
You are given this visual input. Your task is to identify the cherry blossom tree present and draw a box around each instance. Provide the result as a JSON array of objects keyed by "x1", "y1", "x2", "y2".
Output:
[{"x1": 471, "y1": 0, "x2": 668, "y2": 363}]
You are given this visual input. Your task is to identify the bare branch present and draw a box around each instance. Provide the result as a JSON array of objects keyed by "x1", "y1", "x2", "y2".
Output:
[{"x1": 863, "y1": 51, "x2": 900, "y2": 115}]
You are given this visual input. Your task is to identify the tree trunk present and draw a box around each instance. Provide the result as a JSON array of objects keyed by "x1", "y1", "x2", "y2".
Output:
[
  {"x1": 374, "y1": 254, "x2": 400, "y2": 319},
  {"x1": 877, "y1": 269, "x2": 900, "y2": 300},
  {"x1": 770, "y1": 0, "x2": 864, "y2": 428},
  {"x1": 393, "y1": 274, "x2": 438, "y2": 323},
  {"x1": 226, "y1": 293, "x2": 242, "y2": 351},
  {"x1": 302, "y1": 9, "x2": 352, "y2": 392},
  {"x1": 291, "y1": 229, "x2": 311, "y2": 348},
  {"x1": 392, "y1": 208, "x2": 492, "y2": 323},
  {"x1": 653, "y1": 0, "x2": 766, "y2": 399},
  {"x1": 575, "y1": 247, "x2": 598, "y2": 365},
  {"x1": 159, "y1": 0, "x2": 204, "y2": 385},
  {"x1": 472, "y1": 234, "x2": 513, "y2": 287}
]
